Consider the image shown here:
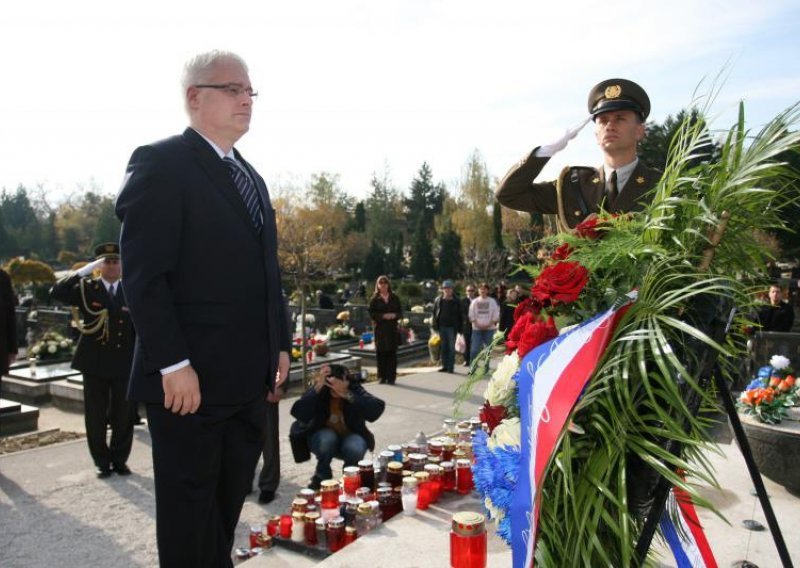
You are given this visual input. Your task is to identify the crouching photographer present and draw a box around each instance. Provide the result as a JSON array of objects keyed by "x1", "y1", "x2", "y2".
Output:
[{"x1": 290, "y1": 364, "x2": 385, "y2": 490}]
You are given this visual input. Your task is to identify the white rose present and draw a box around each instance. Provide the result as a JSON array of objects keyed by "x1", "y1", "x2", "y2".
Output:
[
  {"x1": 31, "y1": 345, "x2": 41, "y2": 355},
  {"x1": 484, "y1": 352, "x2": 519, "y2": 407},
  {"x1": 59, "y1": 340, "x2": 68, "y2": 348},
  {"x1": 770, "y1": 355, "x2": 791, "y2": 371},
  {"x1": 48, "y1": 344, "x2": 57, "y2": 354},
  {"x1": 488, "y1": 417, "x2": 521, "y2": 450}
]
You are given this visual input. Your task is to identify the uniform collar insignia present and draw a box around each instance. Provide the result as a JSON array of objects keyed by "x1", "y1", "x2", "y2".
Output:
[
  {"x1": 592, "y1": 177, "x2": 600, "y2": 184},
  {"x1": 636, "y1": 176, "x2": 645, "y2": 184}
]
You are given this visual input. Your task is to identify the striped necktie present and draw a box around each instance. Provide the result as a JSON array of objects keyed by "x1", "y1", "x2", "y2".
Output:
[{"x1": 223, "y1": 157, "x2": 263, "y2": 232}]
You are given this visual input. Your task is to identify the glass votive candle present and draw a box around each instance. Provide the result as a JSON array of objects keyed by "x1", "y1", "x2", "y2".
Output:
[
  {"x1": 343, "y1": 466, "x2": 361, "y2": 497},
  {"x1": 291, "y1": 497, "x2": 309, "y2": 513},
  {"x1": 291, "y1": 511, "x2": 305, "y2": 543},
  {"x1": 344, "y1": 526, "x2": 358, "y2": 546},
  {"x1": 409, "y1": 453, "x2": 428, "y2": 472},
  {"x1": 279, "y1": 514, "x2": 292, "y2": 538},
  {"x1": 249, "y1": 525, "x2": 264, "y2": 548},
  {"x1": 298, "y1": 488, "x2": 316, "y2": 503},
  {"x1": 456, "y1": 459, "x2": 473, "y2": 495},
  {"x1": 358, "y1": 459, "x2": 376, "y2": 491},
  {"x1": 356, "y1": 486, "x2": 372, "y2": 502},
  {"x1": 414, "y1": 471, "x2": 431, "y2": 510},
  {"x1": 387, "y1": 444, "x2": 403, "y2": 462},
  {"x1": 450, "y1": 511, "x2": 487, "y2": 568},
  {"x1": 424, "y1": 463, "x2": 442, "y2": 503},
  {"x1": 315, "y1": 517, "x2": 327, "y2": 549},
  {"x1": 442, "y1": 440, "x2": 456, "y2": 462},
  {"x1": 386, "y1": 461, "x2": 404, "y2": 489},
  {"x1": 401, "y1": 476, "x2": 418, "y2": 515},
  {"x1": 304, "y1": 511, "x2": 320, "y2": 545},
  {"x1": 320, "y1": 480, "x2": 341, "y2": 510},
  {"x1": 267, "y1": 515, "x2": 280, "y2": 537},
  {"x1": 443, "y1": 418, "x2": 458, "y2": 438},
  {"x1": 457, "y1": 427, "x2": 472, "y2": 445},
  {"x1": 428, "y1": 439, "x2": 444, "y2": 457},
  {"x1": 376, "y1": 486, "x2": 393, "y2": 522},
  {"x1": 343, "y1": 497, "x2": 363, "y2": 527},
  {"x1": 326, "y1": 516, "x2": 346, "y2": 553},
  {"x1": 441, "y1": 461, "x2": 456, "y2": 492}
]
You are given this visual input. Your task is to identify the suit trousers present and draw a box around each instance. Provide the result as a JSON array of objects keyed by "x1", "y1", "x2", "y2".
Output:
[
  {"x1": 257, "y1": 399, "x2": 280, "y2": 492},
  {"x1": 146, "y1": 396, "x2": 268, "y2": 568},
  {"x1": 82, "y1": 372, "x2": 134, "y2": 468},
  {"x1": 376, "y1": 350, "x2": 397, "y2": 384}
]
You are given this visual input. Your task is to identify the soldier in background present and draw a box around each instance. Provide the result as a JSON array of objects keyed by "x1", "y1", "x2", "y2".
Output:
[{"x1": 51, "y1": 243, "x2": 135, "y2": 478}]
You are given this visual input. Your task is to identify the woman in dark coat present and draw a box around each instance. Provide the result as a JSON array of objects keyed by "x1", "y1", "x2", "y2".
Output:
[
  {"x1": 0, "y1": 268, "x2": 18, "y2": 377},
  {"x1": 368, "y1": 275, "x2": 403, "y2": 384}
]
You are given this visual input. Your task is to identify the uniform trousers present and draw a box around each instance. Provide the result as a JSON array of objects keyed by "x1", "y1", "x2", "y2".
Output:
[
  {"x1": 146, "y1": 396, "x2": 267, "y2": 568},
  {"x1": 82, "y1": 372, "x2": 134, "y2": 468}
]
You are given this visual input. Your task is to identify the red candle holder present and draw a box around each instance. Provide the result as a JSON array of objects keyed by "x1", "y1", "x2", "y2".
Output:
[
  {"x1": 450, "y1": 512, "x2": 487, "y2": 568},
  {"x1": 279, "y1": 514, "x2": 293, "y2": 539}
]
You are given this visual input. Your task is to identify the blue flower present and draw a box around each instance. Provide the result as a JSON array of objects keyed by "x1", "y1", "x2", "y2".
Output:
[
  {"x1": 472, "y1": 429, "x2": 521, "y2": 546},
  {"x1": 757, "y1": 366, "x2": 773, "y2": 378},
  {"x1": 746, "y1": 377, "x2": 766, "y2": 390}
]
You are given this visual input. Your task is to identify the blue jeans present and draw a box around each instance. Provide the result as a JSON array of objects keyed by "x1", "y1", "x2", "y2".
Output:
[
  {"x1": 438, "y1": 326, "x2": 456, "y2": 371},
  {"x1": 470, "y1": 329, "x2": 495, "y2": 363},
  {"x1": 309, "y1": 428, "x2": 369, "y2": 480}
]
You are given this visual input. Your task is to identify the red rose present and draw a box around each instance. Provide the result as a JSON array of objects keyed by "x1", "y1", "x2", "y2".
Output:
[
  {"x1": 513, "y1": 296, "x2": 542, "y2": 322},
  {"x1": 575, "y1": 217, "x2": 600, "y2": 239},
  {"x1": 531, "y1": 261, "x2": 589, "y2": 306},
  {"x1": 479, "y1": 401, "x2": 507, "y2": 435},
  {"x1": 517, "y1": 316, "x2": 558, "y2": 357},
  {"x1": 551, "y1": 243, "x2": 573, "y2": 261},
  {"x1": 505, "y1": 311, "x2": 532, "y2": 353}
]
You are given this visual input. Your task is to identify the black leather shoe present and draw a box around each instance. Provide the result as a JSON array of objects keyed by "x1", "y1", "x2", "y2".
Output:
[
  {"x1": 112, "y1": 463, "x2": 132, "y2": 476},
  {"x1": 258, "y1": 490, "x2": 276, "y2": 504},
  {"x1": 308, "y1": 476, "x2": 322, "y2": 491},
  {"x1": 95, "y1": 465, "x2": 112, "y2": 479},
  {"x1": 437, "y1": 367, "x2": 447, "y2": 372}
]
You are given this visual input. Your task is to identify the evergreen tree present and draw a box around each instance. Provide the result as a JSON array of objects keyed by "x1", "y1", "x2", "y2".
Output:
[
  {"x1": 409, "y1": 218, "x2": 436, "y2": 278},
  {"x1": 492, "y1": 203, "x2": 504, "y2": 251},
  {"x1": 437, "y1": 229, "x2": 463, "y2": 279},
  {"x1": 362, "y1": 240, "x2": 386, "y2": 280},
  {"x1": 639, "y1": 109, "x2": 718, "y2": 170},
  {"x1": 405, "y1": 162, "x2": 444, "y2": 234},
  {"x1": 345, "y1": 201, "x2": 367, "y2": 233}
]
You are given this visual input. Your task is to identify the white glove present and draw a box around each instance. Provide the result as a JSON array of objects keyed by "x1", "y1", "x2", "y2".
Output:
[
  {"x1": 77, "y1": 257, "x2": 106, "y2": 276},
  {"x1": 534, "y1": 117, "x2": 592, "y2": 158}
]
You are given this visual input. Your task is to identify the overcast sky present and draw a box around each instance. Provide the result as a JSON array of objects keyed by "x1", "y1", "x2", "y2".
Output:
[{"x1": 2, "y1": 0, "x2": 799, "y2": 203}]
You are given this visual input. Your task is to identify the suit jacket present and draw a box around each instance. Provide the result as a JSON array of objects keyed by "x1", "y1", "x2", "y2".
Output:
[
  {"x1": 495, "y1": 150, "x2": 660, "y2": 228},
  {"x1": 0, "y1": 269, "x2": 18, "y2": 376},
  {"x1": 50, "y1": 274, "x2": 134, "y2": 378},
  {"x1": 115, "y1": 127, "x2": 290, "y2": 405}
]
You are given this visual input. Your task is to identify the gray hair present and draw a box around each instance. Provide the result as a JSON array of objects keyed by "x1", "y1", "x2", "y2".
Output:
[{"x1": 181, "y1": 50, "x2": 248, "y2": 108}]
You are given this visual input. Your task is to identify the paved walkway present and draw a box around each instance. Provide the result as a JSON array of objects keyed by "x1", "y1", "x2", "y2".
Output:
[{"x1": 1, "y1": 365, "x2": 799, "y2": 567}]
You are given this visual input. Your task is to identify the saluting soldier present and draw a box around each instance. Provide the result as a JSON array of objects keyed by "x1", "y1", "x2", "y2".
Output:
[
  {"x1": 50, "y1": 243, "x2": 135, "y2": 478},
  {"x1": 495, "y1": 78, "x2": 660, "y2": 230}
]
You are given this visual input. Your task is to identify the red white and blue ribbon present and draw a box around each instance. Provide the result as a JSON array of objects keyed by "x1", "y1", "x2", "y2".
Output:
[
  {"x1": 510, "y1": 296, "x2": 634, "y2": 568},
  {"x1": 660, "y1": 486, "x2": 718, "y2": 568}
]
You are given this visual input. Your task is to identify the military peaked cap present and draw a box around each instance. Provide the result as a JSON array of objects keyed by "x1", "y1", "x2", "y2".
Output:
[{"x1": 587, "y1": 78, "x2": 650, "y2": 121}]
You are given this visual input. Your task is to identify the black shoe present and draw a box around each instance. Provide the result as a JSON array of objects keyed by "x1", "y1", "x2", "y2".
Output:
[
  {"x1": 437, "y1": 367, "x2": 447, "y2": 372},
  {"x1": 112, "y1": 463, "x2": 132, "y2": 475},
  {"x1": 95, "y1": 465, "x2": 112, "y2": 479},
  {"x1": 308, "y1": 476, "x2": 322, "y2": 491},
  {"x1": 258, "y1": 490, "x2": 276, "y2": 504}
]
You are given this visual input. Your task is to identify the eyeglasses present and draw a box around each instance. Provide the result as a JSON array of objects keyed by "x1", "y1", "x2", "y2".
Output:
[
  {"x1": 378, "y1": 280, "x2": 389, "y2": 285},
  {"x1": 193, "y1": 83, "x2": 258, "y2": 99}
]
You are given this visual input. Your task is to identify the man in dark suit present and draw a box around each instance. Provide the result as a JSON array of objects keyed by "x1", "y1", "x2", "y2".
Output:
[
  {"x1": 115, "y1": 50, "x2": 290, "y2": 567},
  {"x1": 50, "y1": 243, "x2": 135, "y2": 478},
  {"x1": 495, "y1": 79, "x2": 660, "y2": 230}
]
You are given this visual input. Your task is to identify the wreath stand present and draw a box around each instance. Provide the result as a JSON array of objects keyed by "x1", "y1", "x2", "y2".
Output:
[{"x1": 633, "y1": 302, "x2": 794, "y2": 567}]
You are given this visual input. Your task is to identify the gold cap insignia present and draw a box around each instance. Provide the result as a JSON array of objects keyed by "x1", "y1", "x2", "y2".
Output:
[
  {"x1": 605, "y1": 85, "x2": 622, "y2": 99},
  {"x1": 636, "y1": 176, "x2": 645, "y2": 184},
  {"x1": 104, "y1": 245, "x2": 115, "y2": 253},
  {"x1": 591, "y1": 177, "x2": 600, "y2": 184},
  {"x1": 574, "y1": 210, "x2": 581, "y2": 217}
]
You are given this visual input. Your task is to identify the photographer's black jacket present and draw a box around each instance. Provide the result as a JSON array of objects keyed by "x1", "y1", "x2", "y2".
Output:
[{"x1": 291, "y1": 382, "x2": 385, "y2": 451}]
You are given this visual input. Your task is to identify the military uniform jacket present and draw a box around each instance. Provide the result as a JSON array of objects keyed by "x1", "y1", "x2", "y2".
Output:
[
  {"x1": 495, "y1": 150, "x2": 660, "y2": 229},
  {"x1": 50, "y1": 273, "x2": 135, "y2": 378}
]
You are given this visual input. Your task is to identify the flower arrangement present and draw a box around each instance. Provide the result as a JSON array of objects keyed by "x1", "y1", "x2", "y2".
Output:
[
  {"x1": 410, "y1": 305, "x2": 425, "y2": 313},
  {"x1": 456, "y1": 96, "x2": 800, "y2": 565},
  {"x1": 738, "y1": 355, "x2": 798, "y2": 424},
  {"x1": 336, "y1": 310, "x2": 350, "y2": 322},
  {"x1": 29, "y1": 330, "x2": 74, "y2": 360},
  {"x1": 327, "y1": 324, "x2": 356, "y2": 341}
]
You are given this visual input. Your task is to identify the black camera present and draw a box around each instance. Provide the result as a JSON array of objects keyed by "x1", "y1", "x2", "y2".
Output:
[{"x1": 328, "y1": 364, "x2": 365, "y2": 383}]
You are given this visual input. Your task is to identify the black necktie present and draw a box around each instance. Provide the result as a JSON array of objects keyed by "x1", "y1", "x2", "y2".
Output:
[
  {"x1": 607, "y1": 170, "x2": 619, "y2": 208},
  {"x1": 223, "y1": 157, "x2": 263, "y2": 232},
  {"x1": 109, "y1": 284, "x2": 118, "y2": 310}
]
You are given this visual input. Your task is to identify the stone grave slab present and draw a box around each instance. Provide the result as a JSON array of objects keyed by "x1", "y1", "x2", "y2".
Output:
[{"x1": 0, "y1": 398, "x2": 39, "y2": 436}]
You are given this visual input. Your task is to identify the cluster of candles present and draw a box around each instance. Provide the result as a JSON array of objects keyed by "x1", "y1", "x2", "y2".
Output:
[{"x1": 236, "y1": 417, "x2": 484, "y2": 561}]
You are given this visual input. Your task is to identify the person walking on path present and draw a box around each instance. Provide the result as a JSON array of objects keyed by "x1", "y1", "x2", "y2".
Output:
[
  {"x1": 432, "y1": 280, "x2": 462, "y2": 373},
  {"x1": 468, "y1": 282, "x2": 499, "y2": 365}
]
